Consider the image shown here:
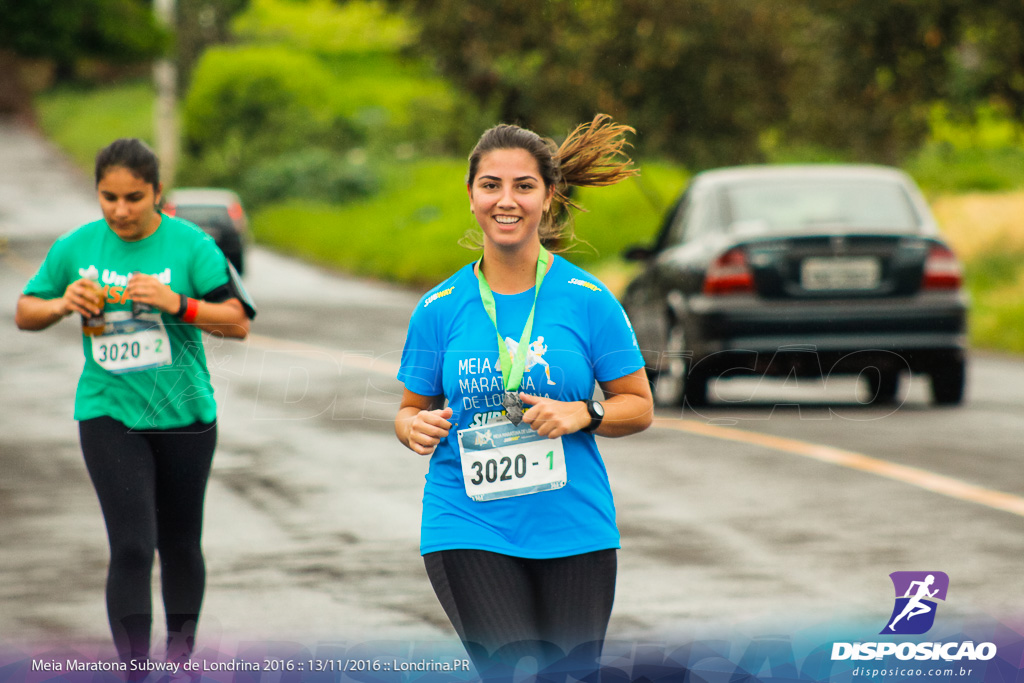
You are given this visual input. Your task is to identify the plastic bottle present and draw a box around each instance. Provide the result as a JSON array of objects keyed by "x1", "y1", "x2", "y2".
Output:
[
  {"x1": 129, "y1": 272, "x2": 155, "y2": 317},
  {"x1": 81, "y1": 272, "x2": 106, "y2": 336}
]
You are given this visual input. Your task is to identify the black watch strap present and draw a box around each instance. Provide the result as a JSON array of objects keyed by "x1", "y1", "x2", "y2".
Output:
[
  {"x1": 174, "y1": 293, "x2": 188, "y2": 319},
  {"x1": 582, "y1": 400, "x2": 605, "y2": 433}
]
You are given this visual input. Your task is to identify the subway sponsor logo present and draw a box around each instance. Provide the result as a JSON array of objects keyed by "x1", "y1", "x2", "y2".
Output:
[
  {"x1": 568, "y1": 278, "x2": 601, "y2": 292},
  {"x1": 424, "y1": 286, "x2": 455, "y2": 307}
]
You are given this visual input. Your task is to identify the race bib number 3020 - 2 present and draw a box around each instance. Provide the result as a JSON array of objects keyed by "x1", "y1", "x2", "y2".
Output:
[
  {"x1": 90, "y1": 312, "x2": 173, "y2": 374},
  {"x1": 457, "y1": 421, "x2": 567, "y2": 502}
]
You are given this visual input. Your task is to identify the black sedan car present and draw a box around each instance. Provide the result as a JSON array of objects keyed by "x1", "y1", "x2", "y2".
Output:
[
  {"x1": 162, "y1": 188, "x2": 248, "y2": 275},
  {"x1": 621, "y1": 165, "x2": 969, "y2": 407}
]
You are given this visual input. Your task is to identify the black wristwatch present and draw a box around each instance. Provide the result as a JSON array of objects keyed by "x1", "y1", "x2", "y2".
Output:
[
  {"x1": 174, "y1": 293, "x2": 188, "y2": 319},
  {"x1": 582, "y1": 399, "x2": 605, "y2": 433}
]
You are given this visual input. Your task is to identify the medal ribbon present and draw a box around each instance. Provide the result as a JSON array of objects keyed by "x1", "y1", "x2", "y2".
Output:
[{"x1": 475, "y1": 246, "x2": 550, "y2": 394}]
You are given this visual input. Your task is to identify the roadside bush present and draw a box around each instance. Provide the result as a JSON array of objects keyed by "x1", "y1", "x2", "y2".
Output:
[
  {"x1": 906, "y1": 103, "x2": 1024, "y2": 194},
  {"x1": 180, "y1": 45, "x2": 361, "y2": 188},
  {"x1": 240, "y1": 147, "x2": 378, "y2": 207},
  {"x1": 229, "y1": 0, "x2": 472, "y2": 157},
  {"x1": 317, "y1": 51, "x2": 473, "y2": 158},
  {"x1": 906, "y1": 144, "x2": 1024, "y2": 194},
  {"x1": 231, "y1": 0, "x2": 413, "y2": 55}
]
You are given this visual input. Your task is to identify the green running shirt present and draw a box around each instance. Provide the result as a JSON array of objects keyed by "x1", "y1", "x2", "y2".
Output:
[{"x1": 23, "y1": 215, "x2": 231, "y2": 429}]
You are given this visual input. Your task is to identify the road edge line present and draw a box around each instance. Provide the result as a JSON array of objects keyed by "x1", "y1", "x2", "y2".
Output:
[{"x1": 653, "y1": 417, "x2": 1024, "y2": 517}]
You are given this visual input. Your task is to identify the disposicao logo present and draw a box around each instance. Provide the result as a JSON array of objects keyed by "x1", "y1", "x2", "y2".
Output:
[
  {"x1": 882, "y1": 571, "x2": 949, "y2": 635},
  {"x1": 831, "y1": 571, "x2": 997, "y2": 663}
]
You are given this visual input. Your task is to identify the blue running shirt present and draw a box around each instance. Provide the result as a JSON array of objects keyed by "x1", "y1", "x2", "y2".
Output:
[{"x1": 398, "y1": 255, "x2": 645, "y2": 558}]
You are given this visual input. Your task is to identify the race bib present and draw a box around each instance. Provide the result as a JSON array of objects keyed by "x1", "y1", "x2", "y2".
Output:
[
  {"x1": 457, "y1": 421, "x2": 567, "y2": 502},
  {"x1": 90, "y1": 312, "x2": 173, "y2": 374}
]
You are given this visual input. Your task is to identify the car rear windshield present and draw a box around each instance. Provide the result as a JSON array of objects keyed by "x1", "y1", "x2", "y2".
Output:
[
  {"x1": 721, "y1": 179, "x2": 920, "y2": 233},
  {"x1": 173, "y1": 206, "x2": 233, "y2": 227}
]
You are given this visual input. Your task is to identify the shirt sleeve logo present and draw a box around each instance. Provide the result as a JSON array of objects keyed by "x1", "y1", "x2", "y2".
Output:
[
  {"x1": 568, "y1": 278, "x2": 601, "y2": 292},
  {"x1": 423, "y1": 285, "x2": 455, "y2": 307}
]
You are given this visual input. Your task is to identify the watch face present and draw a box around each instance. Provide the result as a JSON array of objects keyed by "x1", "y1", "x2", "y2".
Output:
[{"x1": 592, "y1": 401, "x2": 605, "y2": 418}]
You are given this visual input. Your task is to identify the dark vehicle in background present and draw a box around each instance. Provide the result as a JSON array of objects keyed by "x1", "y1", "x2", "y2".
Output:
[
  {"x1": 622, "y1": 165, "x2": 969, "y2": 407},
  {"x1": 163, "y1": 188, "x2": 248, "y2": 275}
]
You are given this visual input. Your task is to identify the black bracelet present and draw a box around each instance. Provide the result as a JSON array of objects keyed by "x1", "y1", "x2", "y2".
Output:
[{"x1": 174, "y1": 293, "x2": 188, "y2": 319}]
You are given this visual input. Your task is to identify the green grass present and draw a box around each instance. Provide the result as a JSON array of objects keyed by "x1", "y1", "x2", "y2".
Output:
[
  {"x1": 906, "y1": 145, "x2": 1024, "y2": 194},
  {"x1": 34, "y1": 81, "x2": 154, "y2": 170},
  {"x1": 964, "y1": 249, "x2": 1024, "y2": 354},
  {"x1": 250, "y1": 159, "x2": 688, "y2": 290},
  {"x1": 251, "y1": 159, "x2": 473, "y2": 287}
]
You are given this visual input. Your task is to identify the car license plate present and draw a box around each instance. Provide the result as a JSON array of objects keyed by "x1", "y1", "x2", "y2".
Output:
[{"x1": 801, "y1": 257, "x2": 881, "y2": 290}]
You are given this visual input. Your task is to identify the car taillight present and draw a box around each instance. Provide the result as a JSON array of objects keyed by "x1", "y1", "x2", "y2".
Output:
[
  {"x1": 922, "y1": 244, "x2": 962, "y2": 290},
  {"x1": 228, "y1": 203, "x2": 244, "y2": 221},
  {"x1": 163, "y1": 202, "x2": 176, "y2": 216},
  {"x1": 704, "y1": 247, "x2": 754, "y2": 295}
]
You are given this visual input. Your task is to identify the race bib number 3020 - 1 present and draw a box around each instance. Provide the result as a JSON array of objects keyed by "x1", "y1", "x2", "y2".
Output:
[{"x1": 457, "y1": 421, "x2": 567, "y2": 502}]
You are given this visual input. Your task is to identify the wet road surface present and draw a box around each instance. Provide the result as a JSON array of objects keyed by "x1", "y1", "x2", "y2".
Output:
[{"x1": 2, "y1": 120, "x2": 1024, "y2": 665}]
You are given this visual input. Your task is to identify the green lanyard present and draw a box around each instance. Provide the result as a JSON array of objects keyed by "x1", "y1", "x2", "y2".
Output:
[{"x1": 475, "y1": 247, "x2": 551, "y2": 393}]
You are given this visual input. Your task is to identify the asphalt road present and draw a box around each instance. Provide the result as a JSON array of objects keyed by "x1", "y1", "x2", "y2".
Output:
[{"x1": 2, "y1": 120, "x2": 1023, "y2": 666}]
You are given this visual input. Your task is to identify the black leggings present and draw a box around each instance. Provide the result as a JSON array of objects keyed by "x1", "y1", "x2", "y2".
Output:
[
  {"x1": 79, "y1": 416, "x2": 216, "y2": 662},
  {"x1": 424, "y1": 548, "x2": 616, "y2": 679}
]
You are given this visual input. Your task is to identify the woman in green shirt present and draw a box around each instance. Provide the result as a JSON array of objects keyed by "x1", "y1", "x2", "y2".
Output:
[{"x1": 15, "y1": 138, "x2": 254, "y2": 667}]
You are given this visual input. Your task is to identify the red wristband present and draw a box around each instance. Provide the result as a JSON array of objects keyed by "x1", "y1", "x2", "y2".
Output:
[{"x1": 182, "y1": 297, "x2": 200, "y2": 324}]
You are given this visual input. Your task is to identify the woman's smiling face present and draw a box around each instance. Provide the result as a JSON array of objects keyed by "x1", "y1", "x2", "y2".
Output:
[{"x1": 468, "y1": 148, "x2": 553, "y2": 252}]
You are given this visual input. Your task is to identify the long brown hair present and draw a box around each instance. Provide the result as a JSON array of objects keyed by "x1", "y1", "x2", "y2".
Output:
[{"x1": 463, "y1": 114, "x2": 638, "y2": 251}]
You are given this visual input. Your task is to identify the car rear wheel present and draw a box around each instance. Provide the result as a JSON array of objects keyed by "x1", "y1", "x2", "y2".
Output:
[
  {"x1": 652, "y1": 322, "x2": 707, "y2": 408},
  {"x1": 865, "y1": 369, "x2": 900, "y2": 404},
  {"x1": 930, "y1": 354, "x2": 966, "y2": 405}
]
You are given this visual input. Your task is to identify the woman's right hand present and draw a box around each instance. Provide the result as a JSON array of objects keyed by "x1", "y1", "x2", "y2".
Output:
[
  {"x1": 406, "y1": 406, "x2": 454, "y2": 456},
  {"x1": 62, "y1": 278, "x2": 106, "y2": 317}
]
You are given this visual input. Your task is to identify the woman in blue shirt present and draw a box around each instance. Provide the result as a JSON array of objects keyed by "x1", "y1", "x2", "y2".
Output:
[{"x1": 395, "y1": 115, "x2": 653, "y2": 678}]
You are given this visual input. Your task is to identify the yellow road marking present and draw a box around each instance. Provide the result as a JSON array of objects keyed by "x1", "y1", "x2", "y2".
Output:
[
  {"x1": 247, "y1": 333, "x2": 401, "y2": 375},
  {"x1": 248, "y1": 332, "x2": 1024, "y2": 517},
  {"x1": 246, "y1": 332, "x2": 1024, "y2": 517},
  {"x1": 654, "y1": 418, "x2": 1024, "y2": 517}
]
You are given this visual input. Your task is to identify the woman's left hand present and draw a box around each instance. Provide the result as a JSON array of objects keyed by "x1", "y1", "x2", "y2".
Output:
[
  {"x1": 125, "y1": 272, "x2": 179, "y2": 314},
  {"x1": 519, "y1": 393, "x2": 590, "y2": 438}
]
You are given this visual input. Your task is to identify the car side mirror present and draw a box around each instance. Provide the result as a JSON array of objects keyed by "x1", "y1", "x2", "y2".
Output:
[{"x1": 622, "y1": 245, "x2": 655, "y2": 261}]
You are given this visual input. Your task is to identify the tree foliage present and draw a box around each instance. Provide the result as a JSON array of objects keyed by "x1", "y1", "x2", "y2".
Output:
[
  {"x1": 0, "y1": 0, "x2": 165, "y2": 66},
  {"x1": 177, "y1": 0, "x2": 250, "y2": 90},
  {"x1": 181, "y1": 45, "x2": 359, "y2": 188},
  {"x1": 956, "y1": 1, "x2": 1024, "y2": 121},
  {"x1": 392, "y1": 0, "x2": 1024, "y2": 166},
  {"x1": 0, "y1": 0, "x2": 166, "y2": 117},
  {"x1": 391, "y1": 0, "x2": 790, "y2": 166}
]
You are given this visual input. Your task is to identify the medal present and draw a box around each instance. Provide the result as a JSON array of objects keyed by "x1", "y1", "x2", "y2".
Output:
[
  {"x1": 476, "y1": 247, "x2": 550, "y2": 425},
  {"x1": 502, "y1": 391, "x2": 525, "y2": 425}
]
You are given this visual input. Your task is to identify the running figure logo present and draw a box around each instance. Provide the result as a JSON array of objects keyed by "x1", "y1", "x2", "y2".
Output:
[
  {"x1": 498, "y1": 335, "x2": 558, "y2": 386},
  {"x1": 881, "y1": 571, "x2": 949, "y2": 635}
]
